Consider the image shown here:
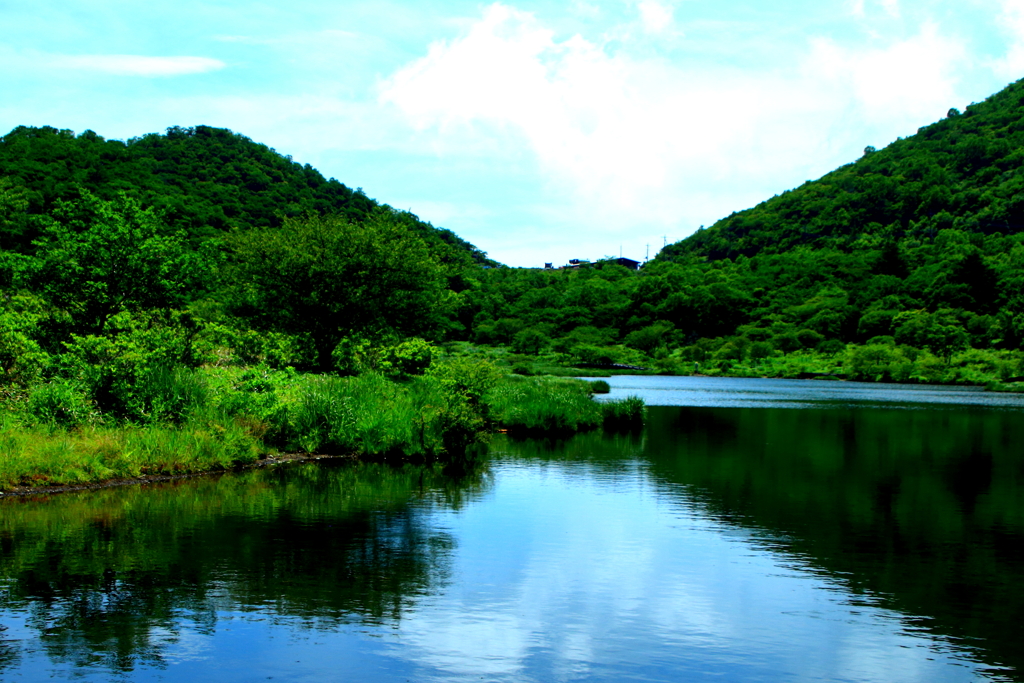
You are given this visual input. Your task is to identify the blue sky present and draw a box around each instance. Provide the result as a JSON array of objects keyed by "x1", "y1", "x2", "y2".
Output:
[{"x1": 1, "y1": 0, "x2": 1021, "y2": 266}]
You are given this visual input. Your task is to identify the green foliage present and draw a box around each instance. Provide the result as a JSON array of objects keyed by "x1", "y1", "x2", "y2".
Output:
[
  {"x1": 333, "y1": 337, "x2": 436, "y2": 378},
  {"x1": 226, "y1": 212, "x2": 449, "y2": 369},
  {"x1": 624, "y1": 323, "x2": 673, "y2": 352},
  {"x1": 56, "y1": 310, "x2": 203, "y2": 421},
  {"x1": 425, "y1": 356, "x2": 503, "y2": 406},
  {"x1": 600, "y1": 396, "x2": 646, "y2": 430},
  {"x1": 195, "y1": 322, "x2": 307, "y2": 368},
  {"x1": 0, "y1": 419, "x2": 260, "y2": 489},
  {"x1": 28, "y1": 193, "x2": 208, "y2": 333},
  {"x1": 0, "y1": 125, "x2": 491, "y2": 265},
  {"x1": 26, "y1": 379, "x2": 96, "y2": 427},
  {"x1": 0, "y1": 292, "x2": 50, "y2": 386},
  {"x1": 590, "y1": 380, "x2": 611, "y2": 394},
  {"x1": 511, "y1": 328, "x2": 549, "y2": 355},
  {"x1": 658, "y1": 78, "x2": 1024, "y2": 265},
  {"x1": 893, "y1": 309, "x2": 970, "y2": 361},
  {"x1": 484, "y1": 376, "x2": 603, "y2": 434}
]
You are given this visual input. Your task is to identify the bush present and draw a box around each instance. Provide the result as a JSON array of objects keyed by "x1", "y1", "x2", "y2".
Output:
[
  {"x1": 484, "y1": 376, "x2": 602, "y2": 434},
  {"x1": 27, "y1": 380, "x2": 96, "y2": 427},
  {"x1": 749, "y1": 341, "x2": 773, "y2": 361},
  {"x1": 601, "y1": 396, "x2": 645, "y2": 430},
  {"x1": 590, "y1": 380, "x2": 611, "y2": 393},
  {"x1": 796, "y1": 329, "x2": 824, "y2": 349},
  {"x1": 511, "y1": 328, "x2": 548, "y2": 355},
  {"x1": 333, "y1": 337, "x2": 435, "y2": 378},
  {"x1": 56, "y1": 310, "x2": 203, "y2": 421}
]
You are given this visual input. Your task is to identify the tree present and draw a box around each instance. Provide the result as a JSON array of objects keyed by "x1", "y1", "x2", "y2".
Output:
[
  {"x1": 226, "y1": 210, "x2": 448, "y2": 369},
  {"x1": 511, "y1": 328, "x2": 548, "y2": 355},
  {"x1": 0, "y1": 177, "x2": 30, "y2": 250},
  {"x1": 28, "y1": 193, "x2": 205, "y2": 334},
  {"x1": 893, "y1": 309, "x2": 969, "y2": 363}
]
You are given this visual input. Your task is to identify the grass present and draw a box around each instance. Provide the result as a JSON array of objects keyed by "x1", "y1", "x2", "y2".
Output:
[
  {"x1": 483, "y1": 375, "x2": 644, "y2": 435},
  {"x1": 0, "y1": 416, "x2": 260, "y2": 490},
  {"x1": 599, "y1": 396, "x2": 646, "y2": 430},
  {"x1": 0, "y1": 360, "x2": 645, "y2": 490}
]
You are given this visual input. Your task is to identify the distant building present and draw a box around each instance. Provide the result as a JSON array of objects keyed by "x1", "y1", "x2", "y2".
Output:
[{"x1": 613, "y1": 257, "x2": 641, "y2": 270}]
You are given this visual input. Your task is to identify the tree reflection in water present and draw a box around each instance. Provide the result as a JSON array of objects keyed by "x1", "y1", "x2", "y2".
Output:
[
  {"x1": 498, "y1": 405, "x2": 1024, "y2": 681},
  {"x1": 0, "y1": 460, "x2": 491, "y2": 673}
]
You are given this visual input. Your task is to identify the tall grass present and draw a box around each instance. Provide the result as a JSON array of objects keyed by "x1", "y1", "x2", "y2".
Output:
[
  {"x1": 286, "y1": 373, "x2": 484, "y2": 461},
  {"x1": 600, "y1": 395, "x2": 646, "y2": 430},
  {"x1": 0, "y1": 363, "x2": 645, "y2": 489},
  {"x1": 483, "y1": 376, "x2": 603, "y2": 434},
  {"x1": 0, "y1": 417, "x2": 260, "y2": 490}
]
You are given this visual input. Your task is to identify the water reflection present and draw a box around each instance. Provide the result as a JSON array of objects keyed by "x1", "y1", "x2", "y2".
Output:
[
  {"x1": 497, "y1": 403, "x2": 1024, "y2": 680},
  {"x1": 2, "y1": 380, "x2": 1022, "y2": 682},
  {"x1": 0, "y1": 461, "x2": 491, "y2": 673}
]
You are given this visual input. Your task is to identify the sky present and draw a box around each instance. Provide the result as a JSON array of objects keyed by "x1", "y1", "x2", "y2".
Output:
[{"x1": 1, "y1": 0, "x2": 1022, "y2": 266}]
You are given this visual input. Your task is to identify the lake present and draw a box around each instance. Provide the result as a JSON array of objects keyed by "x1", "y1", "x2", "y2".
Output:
[{"x1": 1, "y1": 376, "x2": 1023, "y2": 682}]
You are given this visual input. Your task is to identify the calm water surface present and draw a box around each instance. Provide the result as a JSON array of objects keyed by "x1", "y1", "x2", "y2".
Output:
[{"x1": 1, "y1": 377, "x2": 1022, "y2": 682}]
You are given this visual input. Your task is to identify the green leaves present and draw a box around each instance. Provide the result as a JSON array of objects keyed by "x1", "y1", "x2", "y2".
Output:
[
  {"x1": 28, "y1": 192, "x2": 209, "y2": 333},
  {"x1": 225, "y1": 210, "x2": 449, "y2": 369}
]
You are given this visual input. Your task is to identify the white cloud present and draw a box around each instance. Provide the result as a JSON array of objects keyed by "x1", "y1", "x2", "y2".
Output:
[
  {"x1": 994, "y1": 0, "x2": 1024, "y2": 79},
  {"x1": 806, "y1": 23, "x2": 964, "y2": 125},
  {"x1": 880, "y1": 0, "x2": 901, "y2": 18},
  {"x1": 636, "y1": 0, "x2": 674, "y2": 34},
  {"x1": 52, "y1": 54, "x2": 225, "y2": 76},
  {"x1": 380, "y1": 3, "x2": 966, "y2": 253}
]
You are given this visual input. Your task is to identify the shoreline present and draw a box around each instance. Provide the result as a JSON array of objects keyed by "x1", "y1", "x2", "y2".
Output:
[{"x1": 0, "y1": 452, "x2": 355, "y2": 499}]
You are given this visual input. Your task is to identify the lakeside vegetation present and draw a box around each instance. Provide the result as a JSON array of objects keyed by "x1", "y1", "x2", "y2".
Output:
[
  {"x1": 7, "y1": 77, "x2": 1024, "y2": 487},
  {"x1": 0, "y1": 354, "x2": 640, "y2": 491}
]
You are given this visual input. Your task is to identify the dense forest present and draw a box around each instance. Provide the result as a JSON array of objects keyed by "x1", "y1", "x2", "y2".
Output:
[
  {"x1": 0, "y1": 124, "x2": 492, "y2": 264},
  {"x1": 3, "y1": 74, "x2": 1024, "y2": 487},
  {"x1": 0, "y1": 125, "x2": 640, "y2": 488}
]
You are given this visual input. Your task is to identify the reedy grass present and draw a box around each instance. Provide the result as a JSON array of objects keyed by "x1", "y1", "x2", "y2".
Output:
[
  {"x1": 483, "y1": 376, "x2": 603, "y2": 434},
  {"x1": 599, "y1": 395, "x2": 646, "y2": 430},
  {"x1": 287, "y1": 373, "x2": 482, "y2": 459},
  {"x1": 0, "y1": 363, "x2": 644, "y2": 490},
  {"x1": 0, "y1": 416, "x2": 260, "y2": 490}
]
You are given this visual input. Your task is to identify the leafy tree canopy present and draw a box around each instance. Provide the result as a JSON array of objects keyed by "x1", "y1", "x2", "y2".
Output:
[{"x1": 224, "y1": 210, "x2": 450, "y2": 369}]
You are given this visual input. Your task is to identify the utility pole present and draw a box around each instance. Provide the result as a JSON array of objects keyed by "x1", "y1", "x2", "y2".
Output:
[
  {"x1": 645, "y1": 243, "x2": 649, "y2": 261},
  {"x1": 663, "y1": 235, "x2": 667, "y2": 248}
]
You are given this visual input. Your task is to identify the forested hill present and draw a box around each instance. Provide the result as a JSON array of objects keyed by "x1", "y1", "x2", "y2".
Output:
[
  {"x1": 0, "y1": 124, "x2": 492, "y2": 265},
  {"x1": 660, "y1": 77, "x2": 1024, "y2": 261}
]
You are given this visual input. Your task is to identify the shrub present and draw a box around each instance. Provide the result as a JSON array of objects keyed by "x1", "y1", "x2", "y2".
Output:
[
  {"x1": 511, "y1": 328, "x2": 548, "y2": 355},
  {"x1": 601, "y1": 396, "x2": 645, "y2": 431},
  {"x1": 334, "y1": 337, "x2": 436, "y2": 378},
  {"x1": 26, "y1": 380, "x2": 96, "y2": 427},
  {"x1": 484, "y1": 376, "x2": 602, "y2": 434},
  {"x1": 796, "y1": 329, "x2": 824, "y2": 349}
]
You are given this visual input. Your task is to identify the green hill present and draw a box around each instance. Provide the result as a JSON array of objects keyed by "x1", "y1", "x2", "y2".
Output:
[
  {"x1": 0, "y1": 124, "x2": 492, "y2": 266},
  {"x1": 452, "y1": 78, "x2": 1024, "y2": 382}
]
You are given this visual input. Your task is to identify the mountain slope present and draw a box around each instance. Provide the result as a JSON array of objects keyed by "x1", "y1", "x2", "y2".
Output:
[{"x1": 0, "y1": 124, "x2": 493, "y2": 266}]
